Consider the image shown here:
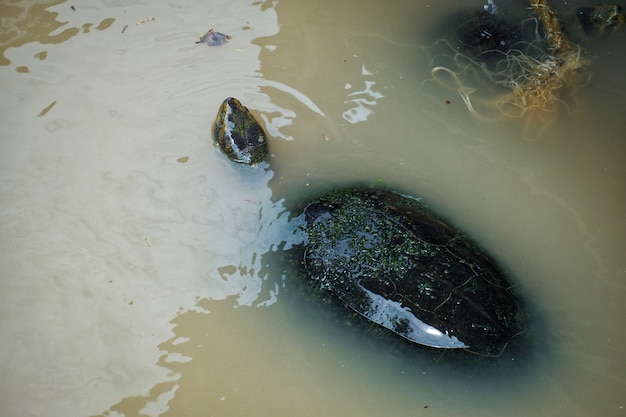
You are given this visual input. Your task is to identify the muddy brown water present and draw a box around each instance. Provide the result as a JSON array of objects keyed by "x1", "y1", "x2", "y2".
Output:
[{"x1": 0, "y1": 0, "x2": 624, "y2": 416}]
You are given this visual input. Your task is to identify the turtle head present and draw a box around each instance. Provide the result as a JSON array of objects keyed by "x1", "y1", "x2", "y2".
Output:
[
  {"x1": 213, "y1": 97, "x2": 269, "y2": 165},
  {"x1": 577, "y1": 4, "x2": 625, "y2": 38}
]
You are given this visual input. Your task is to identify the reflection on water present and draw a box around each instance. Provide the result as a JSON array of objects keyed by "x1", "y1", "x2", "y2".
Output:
[
  {"x1": 1, "y1": 0, "x2": 625, "y2": 416},
  {"x1": 341, "y1": 65, "x2": 384, "y2": 123}
]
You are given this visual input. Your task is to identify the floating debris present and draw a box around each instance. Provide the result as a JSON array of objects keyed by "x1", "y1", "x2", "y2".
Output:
[
  {"x1": 196, "y1": 28, "x2": 231, "y2": 46},
  {"x1": 136, "y1": 17, "x2": 155, "y2": 25},
  {"x1": 38, "y1": 101, "x2": 57, "y2": 117}
]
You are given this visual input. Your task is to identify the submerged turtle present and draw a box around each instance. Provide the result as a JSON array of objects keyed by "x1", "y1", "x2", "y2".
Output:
[
  {"x1": 212, "y1": 97, "x2": 527, "y2": 357},
  {"x1": 431, "y1": 1, "x2": 625, "y2": 132},
  {"x1": 575, "y1": 3, "x2": 626, "y2": 38},
  {"x1": 196, "y1": 28, "x2": 232, "y2": 46},
  {"x1": 300, "y1": 187, "x2": 526, "y2": 356},
  {"x1": 453, "y1": 2, "x2": 624, "y2": 58}
]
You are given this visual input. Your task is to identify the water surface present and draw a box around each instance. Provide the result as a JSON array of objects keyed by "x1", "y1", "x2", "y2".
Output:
[{"x1": 0, "y1": 1, "x2": 624, "y2": 416}]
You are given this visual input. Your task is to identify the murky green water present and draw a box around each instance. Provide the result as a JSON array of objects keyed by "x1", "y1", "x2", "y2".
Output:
[{"x1": 1, "y1": 1, "x2": 624, "y2": 416}]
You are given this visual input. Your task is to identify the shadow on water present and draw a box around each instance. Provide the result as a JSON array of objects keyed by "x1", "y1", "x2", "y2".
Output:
[{"x1": 96, "y1": 296, "x2": 550, "y2": 416}]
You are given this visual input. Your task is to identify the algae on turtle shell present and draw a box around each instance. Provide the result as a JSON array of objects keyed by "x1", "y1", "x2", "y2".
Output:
[{"x1": 298, "y1": 187, "x2": 526, "y2": 357}]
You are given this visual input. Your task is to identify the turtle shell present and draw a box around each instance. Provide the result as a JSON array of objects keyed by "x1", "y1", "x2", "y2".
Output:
[{"x1": 300, "y1": 188, "x2": 526, "y2": 357}]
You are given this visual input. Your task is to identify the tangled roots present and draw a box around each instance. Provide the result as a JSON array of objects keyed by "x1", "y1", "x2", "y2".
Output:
[
  {"x1": 430, "y1": 36, "x2": 589, "y2": 138},
  {"x1": 429, "y1": 1, "x2": 593, "y2": 139}
]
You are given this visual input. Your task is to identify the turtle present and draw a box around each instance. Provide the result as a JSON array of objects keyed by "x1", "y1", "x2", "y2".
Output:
[
  {"x1": 575, "y1": 4, "x2": 626, "y2": 38},
  {"x1": 212, "y1": 97, "x2": 528, "y2": 358},
  {"x1": 299, "y1": 187, "x2": 527, "y2": 356},
  {"x1": 196, "y1": 28, "x2": 232, "y2": 46},
  {"x1": 451, "y1": 2, "x2": 625, "y2": 59}
]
